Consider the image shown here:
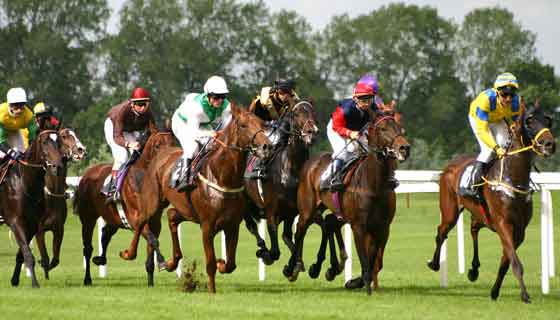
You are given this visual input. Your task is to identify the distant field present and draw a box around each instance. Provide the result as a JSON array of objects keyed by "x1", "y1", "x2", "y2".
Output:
[{"x1": 0, "y1": 193, "x2": 559, "y2": 320}]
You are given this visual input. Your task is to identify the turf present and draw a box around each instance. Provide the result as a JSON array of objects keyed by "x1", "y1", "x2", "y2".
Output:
[{"x1": 0, "y1": 192, "x2": 559, "y2": 319}]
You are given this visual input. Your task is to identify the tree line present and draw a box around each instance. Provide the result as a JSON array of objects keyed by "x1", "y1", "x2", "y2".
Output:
[{"x1": 1, "y1": 0, "x2": 558, "y2": 172}]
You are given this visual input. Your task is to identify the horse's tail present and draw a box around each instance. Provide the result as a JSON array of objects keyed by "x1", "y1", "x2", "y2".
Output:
[{"x1": 72, "y1": 178, "x2": 83, "y2": 216}]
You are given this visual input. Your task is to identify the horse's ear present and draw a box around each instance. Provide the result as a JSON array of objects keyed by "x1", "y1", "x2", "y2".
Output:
[
  {"x1": 164, "y1": 118, "x2": 172, "y2": 130},
  {"x1": 230, "y1": 102, "x2": 241, "y2": 116}
]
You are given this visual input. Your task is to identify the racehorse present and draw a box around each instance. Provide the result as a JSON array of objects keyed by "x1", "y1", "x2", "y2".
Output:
[
  {"x1": 73, "y1": 128, "x2": 175, "y2": 286},
  {"x1": 1, "y1": 129, "x2": 65, "y2": 287},
  {"x1": 138, "y1": 104, "x2": 271, "y2": 293},
  {"x1": 33, "y1": 126, "x2": 87, "y2": 279},
  {"x1": 283, "y1": 110, "x2": 410, "y2": 294},
  {"x1": 428, "y1": 101, "x2": 555, "y2": 303}
]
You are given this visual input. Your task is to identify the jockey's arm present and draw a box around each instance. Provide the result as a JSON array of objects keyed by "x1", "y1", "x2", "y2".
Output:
[
  {"x1": 111, "y1": 111, "x2": 128, "y2": 147},
  {"x1": 331, "y1": 106, "x2": 352, "y2": 138},
  {"x1": 248, "y1": 98, "x2": 259, "y2": 114},
  {"x1": 26, "y1": 115, "x2": 38, "y2": 142},
  {"x1": 471, "y1": 96, "x2": 498, "y2": 150}
]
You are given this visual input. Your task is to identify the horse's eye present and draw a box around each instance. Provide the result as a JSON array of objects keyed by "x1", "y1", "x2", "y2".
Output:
[{"x1": 240, "y1": 123, "x2": 248, "y2": 129}]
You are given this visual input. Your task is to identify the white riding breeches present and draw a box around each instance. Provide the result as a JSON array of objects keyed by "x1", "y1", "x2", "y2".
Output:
[
  {"x1": 468, "y1": 115, "x2": 510, "y2": 163},
  {"x1": 171, "y1": 112, "x2": 211, "y2": 160},
  {"x1": 104, "y1": 118, "x2": 143, "y2": 170},
  {"x1": 326, "y1": 119, "x2": 368, "y2": 161}
]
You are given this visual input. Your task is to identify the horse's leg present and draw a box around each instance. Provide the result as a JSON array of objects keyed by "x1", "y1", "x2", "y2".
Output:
[
  {"x1": 427, "y1": 191, "x2": 461, "y2": 271},
  {"x1": 10, "y1": 223, "x2": 39, "y2": 288},
  {"x1": 92, "y1": 224, "x2": 118, "y2": 266},
  {"x1": 217, "y1": 224, "x2": 239, "y2": 274},
  {"x1": 11, "y1": 249, "x2": 24, "y2": 287},
  {"x1": 266, "y1": 206, "x2": 281, "y2": 263},
  {"x1": 281, "y1": 216, "x2": 296, "y2": 254},
  {"x1": 283, "y1": 211, "x2": 314, "y2": 281},
  {"x1": 325, "y1": 214, "x2": 345, "y2": 280},
  {"x1": 48, "y1": 225, "x2": 64, "y2": 271},
  {"x1": 371, "y1": 228, "x2": 390, "y2": 291},
  {"x1": 166, "y1": 208, "x2": 185, "y2": 272},
  {"x1": 333, "y1": 218, "x2": 348, "y2": 268},
  {"x1": 345, "y1": 226, "x2": 372, "y2": 294},
  {"x1": 145, "y1": 219, "x2": 162, "y2": 287},
  {"x1": 243, "y1": 207, "x2": 270, "y2": 263},
  {"x1": 493, "y1": 222, "x2": 530, "y2": 303},
  {"x1": 81, "y1": 219, "x2": 95, "y2": 286},
  {"x1": 35, "y1": 229, "x2": 51, "y2": 279},
  {"x1": 119, "y1": 225, "x2": 142, "y2": 260},
  {"x1": 201, "y1": 223, "x2": 217, "y2": 293},
  {"x1": 142, "y1": 225, "x2": 167, "y2": 272},
  {"x1": 468, "y1": 221, "x2": 484, "y2": 282},
  {"x1": 308, "y1": 214, "x2": 328, "y2": 279}
]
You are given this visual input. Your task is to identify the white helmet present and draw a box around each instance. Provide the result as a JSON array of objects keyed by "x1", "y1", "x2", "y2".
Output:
[
  {"x1": 203, "y1": 76, "x2": 229, "y2": 94},
  {"x1": 7, "y1": 87, "x2": 27, "y2": 104}
]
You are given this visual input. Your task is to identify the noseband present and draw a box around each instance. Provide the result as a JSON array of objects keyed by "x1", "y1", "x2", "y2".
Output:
[{"x1": 368, "y1": 115, "x2": 404, "y2": 158}]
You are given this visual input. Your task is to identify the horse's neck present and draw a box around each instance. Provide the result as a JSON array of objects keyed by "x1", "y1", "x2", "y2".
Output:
[
  {"x1": 490, "y1": 138, "x2": 532, "y2": 185},
  {"x1": 20, "y1": 142, "x2": 45, "y2": 190},
  {"x1": 205, "y1": 131, "x2": 246, "y2": 186},
  {"x1": 280, "y1": 139, "x2": 308, "y2": 173},
  {"x1": 358, "y1": 152, "x2": 389, "y2": 191}
]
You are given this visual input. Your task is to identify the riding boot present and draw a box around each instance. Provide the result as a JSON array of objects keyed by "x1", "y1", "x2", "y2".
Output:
[
  {"x1": 102, "y1": 170, "x2": 119, "y2": 204},
  {"x1": 459, "y1": 161, "x2": 485, "y2": 198},
  {"x1": 176, "y1": 158, "x2": 195, "y2": 192},
  {"x1": 329, "y1": 159, "x2": 345, "y2": 192}
]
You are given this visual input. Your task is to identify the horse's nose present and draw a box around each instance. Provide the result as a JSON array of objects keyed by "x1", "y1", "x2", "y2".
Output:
[
  {"x1": 545, "y1": 141, "x2": 556, "y2": 154},
  {"x1": 400, "y1": 144, "x2": 411, "y2": 157}
]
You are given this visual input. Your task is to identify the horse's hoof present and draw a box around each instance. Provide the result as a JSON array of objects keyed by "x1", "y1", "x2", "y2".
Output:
[
  {"x1": 217, "y1": 259, "x2": 227, "y2": 273},
  {"x1": 345, "y1": 277, "x2": 365, "y2": 289},
  {"x1": 490, "y1": 288, "x2": 500, "y2": 300},
  {"x1": 367, "y1": 286, "x2": 373, "y2": 295},
  {"x1": 92, "y1": 256, "x2": 107, "y2": 266},
  {"x1": 158, "y1": 261, "x2": 168, "y2": 272},
  {"x1": 49, "y1": 259, "x2": 60, "y2": 271},
  {"x1": 11, "y1": 279, "x2": 19, "y2": 287},
  {"x1": 467, "y1": 269, "x2": 479, "y2": 282},
  {"x1": 308, "y1": 263, "x2": 321, "y2": 279},
  {"x1": 44, "y1": 272, "x2": 50, "y2": 280},
  {"x1": 84, "y1": 278, "x2": 92, "y2": 286},
  {"x1": 427, "y1": 260, "x2": 440, "y2": 271},
  {"x1": 522, "y1": 293, "x2": 531, "y2": 304},
  {"x1": 325, "y1": 268, "x2": 336, "y2": 281},
  {"x1": 165, "y1": 260, "x2": 178, "y2": 272},
  {"x1": 288, "y1": 272, "x2": 299, "y2": 282},
  {"x1": 119, "y1": 250, "x2": 136, "y2": 260},
  {"x1": 282, "y1": 265, "x2": 292, "y2": 278}
]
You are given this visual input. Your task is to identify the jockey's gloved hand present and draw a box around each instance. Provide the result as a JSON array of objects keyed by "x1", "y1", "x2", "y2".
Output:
[
  {"x1": 349, "y1": 131, "x2": 360, "y2": 140},
  {"x1": 7, "y1": 148, "x2": 24, "y2": 160},
  {"x1": 493, "y1": 146, "x2": 506, "y2": 158}
]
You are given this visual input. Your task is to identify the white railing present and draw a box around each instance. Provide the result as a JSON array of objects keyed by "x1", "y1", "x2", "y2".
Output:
[{"x1": 65, "y1": 170, "x2": 557, "y2": 293}]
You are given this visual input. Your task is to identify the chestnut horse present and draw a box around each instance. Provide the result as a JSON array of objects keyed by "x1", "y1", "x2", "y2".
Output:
[
  {"x1": 428, "y1": 102, "x2": 555, "y2": 303},
  {"x1": 73, "y1": 128, "x2": 175, "y2": 286},
  {"x1": 1, "y1": 129, "x2": 65, "y2": 287},
  {"x1": 284, "y1": 110, "x2": 410, "y2": 294},
  {"x1": 138, "y1": 104, "x2": 271, "y2": 293}
]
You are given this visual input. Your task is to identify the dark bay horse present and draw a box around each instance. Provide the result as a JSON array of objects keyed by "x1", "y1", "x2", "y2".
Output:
[
  {"x1": 73, "y1": 129, "x2": 175, "y2": 286},
  {"x1": 139, "y1": 104, "x2": 271, "y2": 293},
  {"x1": 428, "y1": 102, "x2": 555, "y2": 303},
  {"x1": 283, "y1": 110, "x2": 410, "y2": 294},
  {"x1": 0, "y1": 129, "x2": 65, "y2": 287},
  {"x1": 242, "y1": 100, "x2": 318, "y2": 265},
  {"x1": 33, "y1": 126, "x2": 87, "y2": 279}
]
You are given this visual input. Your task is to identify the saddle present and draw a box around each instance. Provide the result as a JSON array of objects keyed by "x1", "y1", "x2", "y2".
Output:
[{"x1": 320, "y1": 154, "x2": 364, "y2": 191}]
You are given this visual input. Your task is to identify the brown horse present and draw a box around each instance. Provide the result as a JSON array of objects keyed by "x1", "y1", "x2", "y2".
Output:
[
  {"x1": 139, "y1": 104, "x2": 271, "y2": 293},
  {"x1": 1, "y1": 129, "x2": 65, "y2": 288},
  {"x1": 283, "y1": 110, "x2": 410, "y2": 294},
  {"x1": 34, "y1": 127, "x2": 87, "y2": 278},
  {"x1": 428, "y1": 102, "x2": 555, "y2": 303},
  {"x1": 242, "y1": 99, "x2": 318, "y2": 264},
  {"x1": 74, "y1": 128, "x2": 175, "y2": 286}
]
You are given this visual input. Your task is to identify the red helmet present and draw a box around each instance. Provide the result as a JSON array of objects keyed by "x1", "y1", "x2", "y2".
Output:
[
  {"x1": 353, "y1": 82, "x2": 374, "y2": 97},
  {"x1": 130, "y1": 87, "x2": 151, "y2": 101}
]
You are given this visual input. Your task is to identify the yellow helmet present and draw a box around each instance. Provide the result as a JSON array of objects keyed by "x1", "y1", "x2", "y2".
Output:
[
  {"x1": 493, "y1": 72, "x2": 519, "y2": 90},
  {"x1": 34, "y1": 102, "x2": 53, "y2": 116}
]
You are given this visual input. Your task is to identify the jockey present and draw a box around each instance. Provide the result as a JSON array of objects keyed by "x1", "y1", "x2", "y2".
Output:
[
  {"x1": 321, "y1": 75, "x2": 398, "y2": 192},
  {"x1": 246, "y1": 78, "x2": 298, "y2": 179},
  {"x1": 102, "y1": 87, "x2": 157, "y2": 201},
  {"x1": 171, "y1": 75, "x2": 232, "y2": 191},
  {"x1": 0, "y1": 87, "x2": 37, "y2": 162},
  {"x1": 459, "y1": 72, "x2": 522, "y2": 198},
  {"x1": 33, "y1": 102, "x2": 60, "y2": 129}
]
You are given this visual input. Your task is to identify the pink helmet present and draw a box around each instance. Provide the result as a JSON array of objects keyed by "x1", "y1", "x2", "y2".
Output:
[{"x1": 353, "y1": 82, "x2": 374, "y2": 97}]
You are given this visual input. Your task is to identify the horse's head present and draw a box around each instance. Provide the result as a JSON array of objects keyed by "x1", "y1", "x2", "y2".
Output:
[
  {"x1": 367, "y1": 110, "x2": 410, "y2": 162},
  {"x1": 58, "y1": 127, "x2": 87, "y2": 161},
  {"x1": 31, "y1": 129, "x2": 65, "y2": 175},
  {"x1": 142, "y1": 128, "x2": 176, "y2": 161},
  {"x1": 521, "y1": 100, "x2": 555, "y2": 157},
  {"x1": 229, "y1": 104, "x2": 272, "y2": 158},
  {"x1": 288, "y1": 100, "x2": 319, "y2": 146}
]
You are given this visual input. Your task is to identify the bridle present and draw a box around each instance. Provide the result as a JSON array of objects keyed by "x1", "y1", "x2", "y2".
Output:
[{"x1": 365, "y1": 114, "x2": 405, "y2": 159}]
